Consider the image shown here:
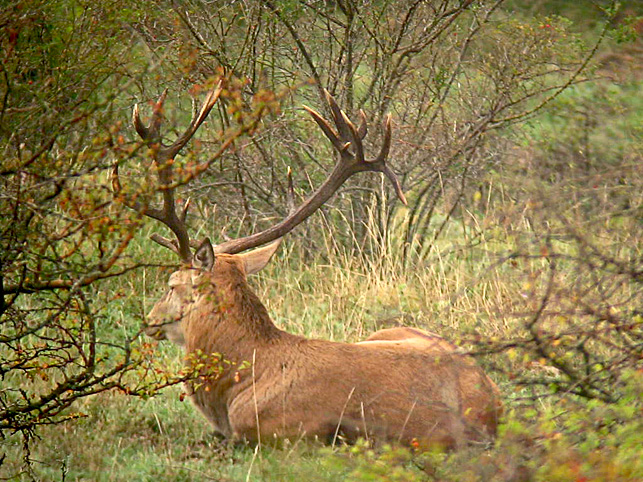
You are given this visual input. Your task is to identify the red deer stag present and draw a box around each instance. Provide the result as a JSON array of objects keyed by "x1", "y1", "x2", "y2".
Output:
[{"x1": 117, "y1": 85, "x2": 502, "y2": 450}]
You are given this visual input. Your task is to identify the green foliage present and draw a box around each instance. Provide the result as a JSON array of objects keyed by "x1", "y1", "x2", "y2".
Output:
[
  {"x1": 319, "y1": 440, "x2": 424, "y2": 481},
  {"x1": 2, "y1": 0, "x2": 641, "y2": 480},
  {"x1": 522, "y1": 81, "x2": 642, "y2": 170}
]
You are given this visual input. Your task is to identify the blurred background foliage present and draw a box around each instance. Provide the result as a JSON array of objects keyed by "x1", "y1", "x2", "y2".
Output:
[{"x1": 1, "y1": 0, "x2": 641, "y2": 480}]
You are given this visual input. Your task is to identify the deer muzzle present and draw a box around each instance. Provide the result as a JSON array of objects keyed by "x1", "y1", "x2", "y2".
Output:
[{"x1": 143, "y1": 324, "x2": 167, "y2": 340}]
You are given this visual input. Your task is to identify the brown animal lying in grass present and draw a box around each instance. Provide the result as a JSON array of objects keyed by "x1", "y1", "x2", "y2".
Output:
[
  {"x1": 145, "y1": 239, "x2": 502, "y2": 450},
  {"x1": 122, "y1": 85, "x2": 502, "y2": 450}
]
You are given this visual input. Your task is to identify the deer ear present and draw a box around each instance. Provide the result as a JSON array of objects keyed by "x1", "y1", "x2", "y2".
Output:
[
  {"x1": 194, "y1": 238, "x2": 215, "y2": 271},
  {"x1": 239, "y1": 238, "x2": 282, "y2": 275}
]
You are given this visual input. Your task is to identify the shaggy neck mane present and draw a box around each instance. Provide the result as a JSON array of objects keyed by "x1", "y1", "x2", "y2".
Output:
[
  {"x1": 227, "y1": 276, "x2": 282, "y2": 341},
  {"x1": 185, "y1": 267, "x2": 286, "y2": 360}
]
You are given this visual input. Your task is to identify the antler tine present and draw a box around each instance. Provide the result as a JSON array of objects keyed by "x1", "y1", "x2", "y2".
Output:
[
  {"x1": 116, "y1": 86, "x2": 223, "y2": 263},
  {"x1": 302, "y1": 105, "x2": 343, "y2": 151},
  {"x1": 132, "y1": 104, "x2": 149, "y2": 140},
  {"x1": 373, "y1": 114, "x2": 392, "y2": 164},
  {"x1": 149, "y1": 89, "x2": 168, "y2": 142},
  {"x1": 131, "y1": 90, "x2": 168, "y2": 145},
  {"x1": 374, "y1": 114, "x2": 406, "y2": 205},
  {"x1": 179, "y1": 197, "x2": 191, "y2": 224},
  {"x1": 323, "y1": 89, "x2": 352, "y2": 142},
  {"x1": 342, "y1": 111, "x2": 365, "y2": 163},
  {"x1": 162, "y1": 81, "x2": 223, "y2": 161},
  {"x1": 213, "y1": 92, "x2": 407, "y2": 255},
  {"x1": 356, "y1": 110, "x2": 368, "y2": 140}
]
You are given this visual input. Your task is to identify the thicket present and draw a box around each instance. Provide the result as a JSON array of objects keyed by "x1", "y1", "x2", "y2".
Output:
[{"x1": 1, "y1": 0, "x2": 641, "y2": 480}]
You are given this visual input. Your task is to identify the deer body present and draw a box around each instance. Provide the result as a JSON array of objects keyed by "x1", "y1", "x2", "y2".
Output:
[
  {"x1": 147, "y1": 250, "x2": 501, "y2": 448},
  {"x1": 126, "y1": 87, "x2": 502, "y2": 450}
]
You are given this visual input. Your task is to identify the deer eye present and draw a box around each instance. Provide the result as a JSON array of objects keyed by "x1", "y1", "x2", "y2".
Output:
[{"x1": 168, "y1": 272, "x2": 187, "y2": 288}]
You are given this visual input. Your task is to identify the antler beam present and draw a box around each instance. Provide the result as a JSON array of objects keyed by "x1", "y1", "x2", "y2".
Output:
[{"x1": 214, "y1": 89, "x2": 407, "y2": 255}]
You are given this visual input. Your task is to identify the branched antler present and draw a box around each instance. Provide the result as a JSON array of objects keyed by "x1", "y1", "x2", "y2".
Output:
[
  {"x1": 213, "y1": 89, "x2": 407, "y2": 255},
  {"x1": 116, "y1": 86, "x2": 405, "y2": 262},
  {"x1": 113, "y1": 83, "x2": 222, "y2": 262}
]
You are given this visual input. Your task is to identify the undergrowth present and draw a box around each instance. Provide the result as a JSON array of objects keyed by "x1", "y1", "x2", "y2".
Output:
[
  {"x1": 1, "y1": 197, "x2": 640, "y2": 480},
  {"x1": 2, "y1": 19, "x2": 641, "y2": 482}
]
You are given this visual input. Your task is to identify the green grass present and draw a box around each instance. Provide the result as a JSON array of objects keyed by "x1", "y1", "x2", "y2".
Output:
[
  {"x1": 3, "y1": 55, "x2": 642, "y2": 482},
  {"x1": 3, "y1": 201, "x2": 640, "y2": 481}
]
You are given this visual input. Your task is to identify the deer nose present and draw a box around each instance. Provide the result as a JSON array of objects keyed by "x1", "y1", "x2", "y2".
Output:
[{"x1": 144, "y1": 324, "x2": 167, "y2": 340}]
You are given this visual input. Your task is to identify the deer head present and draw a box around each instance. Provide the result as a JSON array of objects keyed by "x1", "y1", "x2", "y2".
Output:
[
  {"x1": 143, "y1": 236, "x2": 282, "y2": 345},
  {"x1": 116, "y1": 85, "x2": 407, "y2": 342}
]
